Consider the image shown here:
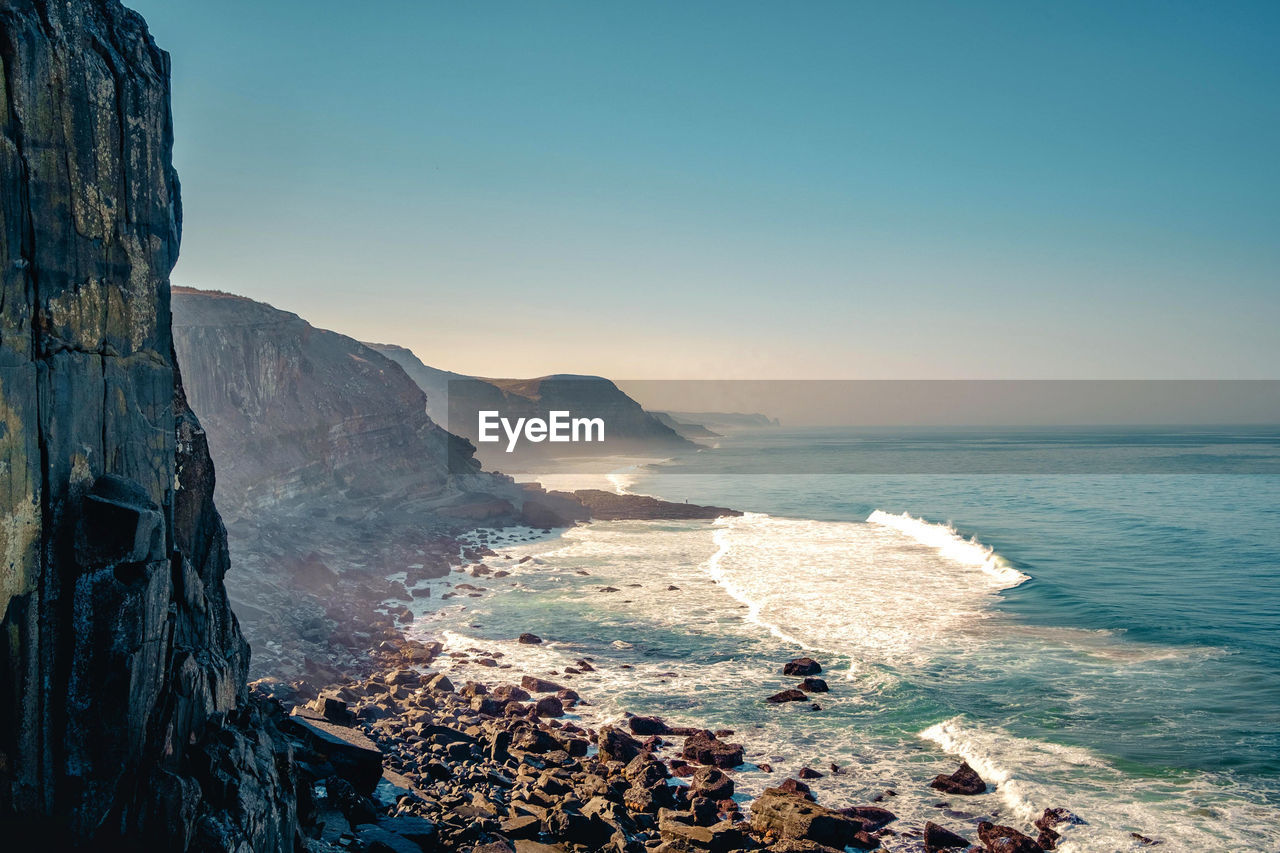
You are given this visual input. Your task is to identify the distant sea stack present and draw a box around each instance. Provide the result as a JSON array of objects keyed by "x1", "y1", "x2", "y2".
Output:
[
  {"x1": 0, "y1": 3, "x2": 300, "y2": 848},
  {"x1": 370, "y1": 344, "x2": 698, "y2": 468}
]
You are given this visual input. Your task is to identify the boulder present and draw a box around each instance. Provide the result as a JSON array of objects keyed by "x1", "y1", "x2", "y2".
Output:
[
  {"x1": 799, "y1": 677, "x2": 829, "y2": 693},
  {"x1": 783, "y1": 658, "x2": 823, "y2": 676},
  {"x1": 929, "y1": 761, "x2": 987, "y2": 795},
  {"x1": 977, "y1": 821, "x2": 1044, "y2": 853},
  {"x1": 521, "y1": 675, "x2": 567, "y2": 693},
  {"x1": 628, "y1": 715, "x2": 672, "y2": 735},
  {"x1": 681, "y1": 732, "x2": 745, "y2": 768},
  {"x1": 924, "y1": 820, "x2": 971, "y2": 851},
  {"x1": 598, "y1": 725, "x2": 645, "y2": 763},
  {"x1": 838, "y1": 805, "x2": 896, "y2": 832},
  {"x1": 750, "y1": 789, "x2": 869, "y2": 849},
  {"x1": 518, "y1": 633, "x2": 543, "y2": 644},
  {"x1": 690, "y1": 766, "x2": 735, "y2": 801},
  {"x1": 287, "y1": 710, "x2": 384, "y2": 795},
  {"x1": 767, "y1": 689, "x2": 809, "y2": 704}
]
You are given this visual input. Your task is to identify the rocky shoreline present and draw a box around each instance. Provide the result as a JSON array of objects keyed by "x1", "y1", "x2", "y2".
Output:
[{"x1": 249, "y1": 535, "x2": 1086, "y2": 853}]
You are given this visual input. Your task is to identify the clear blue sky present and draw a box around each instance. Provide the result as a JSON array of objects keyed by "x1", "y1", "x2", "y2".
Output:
[{"x1": 131, "y1": 0, "x2": 1280, "y2": 379}]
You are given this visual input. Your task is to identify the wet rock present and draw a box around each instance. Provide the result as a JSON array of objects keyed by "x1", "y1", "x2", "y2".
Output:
[
  {"x1": 521, "y1": 676, "x2": 567, "y2": 693},
  {"x1": 598, "y1": 725, "x2": 645, "y2": 763},
  {"x1": 838, "y1": 806, "x2": 896, "y2": 832},
  {"x1": 690, "y1": 766, "x2": 734, "y2": 801},
  {"x1": 681, "y1": 732, "x2": 745, "y2": 769},
  {"x1": 750, "y1": 789, "x2": 869, "y2": 849},
  {"x1": 799, "y1": 677, "x2": 828, "y2": 693},
  {"x1": 767, "y1": 689, "x2": 809, "y2": 704},
  {"x1": 776, "y1": 779, "x2": 814, "y2": 800},
  {"x1": 977, "y1": 821, "x2": 1043, "y2": 853},
  {"x1": 628, "y1": 715, "x2": 672, "y2": 735},
  {"x1": 797, "y1": 767, "x2": 823, "y2": 780},
  {"x1": 535, "y1": 696, "x2": 565, "y2": 718},
  {"x1": 783, "y1": 658, "x2": 823, "y2": 676},
  {"x1": 930, "y1": 761, "x2": 987, "y2": 795},
  {"x1": 518, "y1": 633, "x2": 543, "y2": 644},
  {"x1": 924, "y1": 820, "x2": 972, "y2": 851}
]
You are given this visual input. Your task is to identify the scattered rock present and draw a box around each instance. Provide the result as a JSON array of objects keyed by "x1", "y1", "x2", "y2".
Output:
[
  {"x1": 923, "y1": 820, "x2": 971, "y2": 851},
  {"x1": 929, "y1": 761, "x2": 987, "y2": 795},
  {"x1": 783, "y1": 657, "x2": 823, "y2": 676}
]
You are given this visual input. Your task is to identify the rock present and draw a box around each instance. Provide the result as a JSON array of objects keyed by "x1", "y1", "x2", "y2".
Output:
[
  {"x1": 519, "y1": 633, "x2": 543, "y2": 644},
  {"x1": 977, "y1": 821, "x2": 1044, "y2": 853},
  {"x1": 797, "y1": 767, "x2": 823, "y2": 779},
  {"x1": 535, "y1": 696, "x2": 565, "y2": 717},
  {"x1": 0, "y1": 4, "x2": 305, "y2": 849},
  {"x1": 425, "y1": 673, "x2": 455, "y2": 693},
  {"x1": 924, "y1": 820, "x2": 972, "y2": 851},
  {"x1": 930, "y1": 761, "x2": 987, "y2": 795},
  {"x1": 681, "y1": 732, "x2": 745, "y2": 768},
  {"x1": 838, "y1": 806, "x2": 896, "y2": 832},
  {"x1": 598, "y1": 725, "x2": 645, "y2": 763},
  {"x1": 568, "y1": 490, "x2": 741, "y2": 521},
  {"x1": 354, "y1": 825, "x2": 422, "y2": 853},
  {"x1": 690, "y1": 766, "x2": 734, "y2": 801},
  {"x1": 799, "y1": 677, "x2": 829, "y2": 693},
  {"x1": 777, "y1": 779, "x2": 813, "y2": 800},
  {"x1": 501, "y1": 815, "x2": 542, "y2": 839},
  {"x1": 750, "y1": 789, "x2": 868, "y2": 849},
  {"x1": 287, "y1": 710, "x2": 385, "y2": 795},
  {"x1": 1034, "y1": 808, "x2": 1084, "y2": 832},
  {"x1": 767, "y1": 689, "x2": 809, "y2": 704},
  {"x1": 783, "y1": 658, "x2": 823, "y2": 676},
  {"x1": 628, "y1": 715, "x2": 672, "y2": 735},
  {"x1": 521, "y1": 675, "x2": 567, "y2": 693}
]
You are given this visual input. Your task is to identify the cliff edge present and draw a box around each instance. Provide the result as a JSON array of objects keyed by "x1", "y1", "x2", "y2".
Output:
[{"x1": 0, "y1": 1, "x2": 301, "y2": 848}]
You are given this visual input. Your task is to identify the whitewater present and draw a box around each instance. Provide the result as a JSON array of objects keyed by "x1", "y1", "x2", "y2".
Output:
[{"x1": 400, "y1": 432, "x2": 1280, "y2": 851}]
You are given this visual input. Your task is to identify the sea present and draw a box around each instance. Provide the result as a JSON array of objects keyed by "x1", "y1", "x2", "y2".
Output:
[{"x1": 398, "y1": 427, "x2": 1280, "y2": 852}]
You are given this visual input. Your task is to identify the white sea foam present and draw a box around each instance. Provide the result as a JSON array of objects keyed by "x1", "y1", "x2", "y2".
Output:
[
  {"x1": 920, "y1": 717, "x2": 1280, "y2": 851},
  {"x1": 702, "y1": 512, "x2": 1031, "y2": 668},
  {"x1": 867, "y1": 510, "x2": 1030, "y2": 588},
  {"x1": 395, "y1": 513, "x2": 1280, "y2": 852}
]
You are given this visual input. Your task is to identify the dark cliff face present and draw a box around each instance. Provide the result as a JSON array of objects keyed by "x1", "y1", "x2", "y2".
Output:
[{"x1": 0, "y1": 2, "x2": 298, "y2": 848}]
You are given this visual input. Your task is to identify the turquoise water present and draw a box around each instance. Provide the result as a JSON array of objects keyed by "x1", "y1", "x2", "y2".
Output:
[{"x1": 405, "y1": 427, "x2": 1280, "y2": 851}]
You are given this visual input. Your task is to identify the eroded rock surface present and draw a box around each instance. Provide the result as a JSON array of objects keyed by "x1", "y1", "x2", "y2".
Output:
[{"x1": 0, "y1": 1, "x2": 301, "y2": 848}]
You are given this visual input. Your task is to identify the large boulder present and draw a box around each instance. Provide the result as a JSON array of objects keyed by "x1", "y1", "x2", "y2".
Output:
[
  {"x1": 783, "y1": 658, "x2": 823, "y2": 676},
  {"x1": 598, "y1": 725, "x2": 645, "y2": 763},
  {"x1": 750, "y1": 789, "x2": 872, "y2": 849},
  {"x1": 929, "y1": 760, "x2": 987, "y2": 795},
  {"x1": 924, "y1": 820, "x2": 972, "y2": 851},
  {"x1": 977, "y1": 821, "x2": 1044, "y2": 853},
  {"x1": 681, "y1": 732, "x2": 745, "y2": 768}
]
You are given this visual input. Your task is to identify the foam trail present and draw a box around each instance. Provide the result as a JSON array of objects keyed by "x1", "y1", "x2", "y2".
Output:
[
  {"x1": 703, "y1": 514, "x2": 815, "y2": 651},
  {"x1": 867, "y1": 509, "x2": 1030, "y2": 588}
]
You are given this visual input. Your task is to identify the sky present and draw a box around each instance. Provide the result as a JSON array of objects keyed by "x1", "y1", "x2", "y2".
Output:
[{"x1": 131, "y1": 0, "x2": 1280, "y2": 380}]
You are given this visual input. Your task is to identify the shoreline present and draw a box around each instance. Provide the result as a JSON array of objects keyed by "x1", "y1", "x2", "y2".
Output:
[{"x1": 249, "y1": 505, "x2": 1084, "y2": 853}]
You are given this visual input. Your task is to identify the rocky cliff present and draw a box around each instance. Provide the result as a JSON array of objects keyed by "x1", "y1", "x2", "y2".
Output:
[
  {"x1": 171, "y1": 289, "x2": 586, "y2": 678},
  {"x1": 370, "y1": 344, "x2": 697, "y2": 469},
  {"x1": 172, "y1": 288, "x2": 497, "y2": 519},
  {"x1": 0, "y1": 2, "x2": 302, "y2": 848}
]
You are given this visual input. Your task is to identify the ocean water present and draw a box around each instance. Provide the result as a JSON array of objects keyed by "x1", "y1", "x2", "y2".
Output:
[{"x1": 402, "y1": 428, "x2": 1280, "y2": 852}]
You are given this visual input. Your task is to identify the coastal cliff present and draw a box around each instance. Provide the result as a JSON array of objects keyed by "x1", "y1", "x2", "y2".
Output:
[
  {"x1": 370, "y1": 344, "x2": 698, "y2": 468},
  {"x1": 0, "y1": 2, "x2": 300, "y2": 848},
  {"x1": 171, "y1": 288, "x2": 588, "y2": 678}
]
